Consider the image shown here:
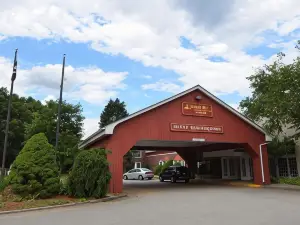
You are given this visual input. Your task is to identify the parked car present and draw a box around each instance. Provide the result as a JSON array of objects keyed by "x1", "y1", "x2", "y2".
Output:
[
  {"x1": 159, "y1": 166, "x2": 190, "y2": 183},
  {"x1": 123, "y1": 168, "x2": 154, "y2": 180}
]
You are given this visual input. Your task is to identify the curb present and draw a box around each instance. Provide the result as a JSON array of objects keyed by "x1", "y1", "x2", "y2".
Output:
[
  {"x1": 225, "y1": 182, "x2": 300, "y2": 191},
  {"x1": 219, "y1": 182, "x2": 262, "y2": 188},
  {"x1": 0, "y1": 194, "x2": 127, "y2": 215},
  {"x1": 262, "y1": 185, "x2": 300, "y2": 192}
]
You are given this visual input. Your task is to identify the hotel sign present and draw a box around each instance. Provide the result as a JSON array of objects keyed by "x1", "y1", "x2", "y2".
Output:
[
  {"x1": 170, "y1": 123, "x2": 223, "y2": 134},
  {"x1": 182, "y1": 102, "x2": 213, "y2": 117}
]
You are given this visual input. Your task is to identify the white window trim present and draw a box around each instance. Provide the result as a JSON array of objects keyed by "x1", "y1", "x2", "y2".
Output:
[
  {"x1": 132, "y1": 150, "x2": 142, "y2": 158},
  {"x1": 135, "y1": 162, "x2": 142, "y2": 168}
]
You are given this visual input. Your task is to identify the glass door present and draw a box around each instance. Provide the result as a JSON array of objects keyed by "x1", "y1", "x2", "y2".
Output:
[
  {"x1": 221, "y1": 157, "x2": 239, "y2": 179},
  {"x1": 240, "y1": 156, "x2": 253, "y2": 180}
]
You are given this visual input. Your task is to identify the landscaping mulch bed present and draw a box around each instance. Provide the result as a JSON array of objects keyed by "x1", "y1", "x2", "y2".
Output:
[{"x1": 0, "y1": 186, "x2": 82, "y2": 212}]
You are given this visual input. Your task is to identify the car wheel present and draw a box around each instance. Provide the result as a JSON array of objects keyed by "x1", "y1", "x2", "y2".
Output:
[
  {"x1": 159, "y1": 176, "x2": 164, "y2": 182},
  {"x1": 185, "y1": 179, "x2": 190, "y2": 183},
  {"x1": 123, "y1": 175, "x2": 128, "y2": 180},
  {"x1": 138, "y1": 175, "x2": 144, "y2": 180},
  {"x1": 171, "y1": 176, "x2": 176, "y2": 183},
  {"x1": 147, "y1": 177, "x2": 153, "y2": 180}
]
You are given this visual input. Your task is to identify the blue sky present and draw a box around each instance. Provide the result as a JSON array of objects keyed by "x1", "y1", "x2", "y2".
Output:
[{"x1": 0, "y1": 0, "x2": 299, "y2": 137}]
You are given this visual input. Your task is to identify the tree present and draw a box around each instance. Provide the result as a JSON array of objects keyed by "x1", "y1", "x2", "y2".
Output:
[
  {"x1": 25, "y1": 100, "x2": 85, "y2": 172},
  {"x1": 99, "y1": 98, "x2": 129, "y2": 128},
  {"x1": 123, "y1": 150, "x2": 134, "y2": 172},
  {"x1": 68, "y1": 148, "x2": 111, "y2": 198},
  {"x1": 8, "y1": 133, "x2": 60, "y2": 198},
  {"x1": 239, "y1": 41, "x2": 300, "y2": 137},
  {"x1": 0, "y1": 87, "x2": 44, "y2": 168},
  {"x1": 99, "y1": 98, "x2": 130, "y2": 171}
]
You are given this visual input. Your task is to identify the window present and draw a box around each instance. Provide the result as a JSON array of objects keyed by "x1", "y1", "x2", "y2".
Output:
[
  {"x1": 132, "y1": 151, "x2": 142, "y2": 158},
  {"x1": 277, "y1": 157, "x2": 298, "y2": 177},
  {"x1": 249, "y1": 158, "x2": 253, "y2": 178},
  {"x1": 289, "y1": 158, "x2": 298, "y2": 177},
  {"x1": 135, "y1": 169, "x2": 141, "y2": 172},
  {"x1": 241, "y1": 158, "x2": 246, "y2": 177},
  {"x1": 229, "y1": 158, "x2": 235, "y2": 176},
  {"x1": 223, "y1": 158, "x2": 228, "y2": 176},
  {"x1": 135, "y1": 162, "x2": 141, "y2": 168},
  {"x1": 167, "y1": 167, "x2": 175, "y2": 172},
  {"x1": 278, "y1": 158, "x2": 288, "y2": 177}
]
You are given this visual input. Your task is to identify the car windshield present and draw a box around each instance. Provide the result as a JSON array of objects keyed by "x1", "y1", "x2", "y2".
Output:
[
  {"x1": 141, "y1": 168, "x2": 151, "y2": 171},
  {"x1": 177, "y1": 167, "x2": 188, "y2": 172}
]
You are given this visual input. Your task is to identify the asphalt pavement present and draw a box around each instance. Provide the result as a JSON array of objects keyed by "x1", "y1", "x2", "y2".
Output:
[{"x1": 1, "y1": 180, "x2": 299, "y2": 225}]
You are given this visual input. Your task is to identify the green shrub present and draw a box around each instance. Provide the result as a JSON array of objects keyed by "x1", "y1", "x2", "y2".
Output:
[
  {"x1": 0, "y1": 176, "x2": 9, "y2": 192},
  {"x1": 8, "y1": 133, "x2": 60, "y2": 198},
  {"x1": 279, "y1": 177, "x2": 300, "y2": 186},
  {"x1": 270, "y1": 176, "x2": 279, "y2": 184},
  {"x1": 59, "y1": 174, "x2": 69, "y2": 195},
  {"x1": 154, "y1": 165, "x2": 162, "y2": 175},
  {"x1": 68, "y1": 148, "x2": 111, "y2": 198},
  {"x1": 173, "y1": 161, "x2": 182, "y2": 166},
  {"x1": 161, "y1": 160, "x2": 174, "y2": 173}
]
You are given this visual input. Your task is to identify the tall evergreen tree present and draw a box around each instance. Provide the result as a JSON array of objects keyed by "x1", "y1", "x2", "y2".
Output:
[
  {"x1": 99, "y1": 98, "x2": 129, "y2": 128},
  {"x1": 99, "y1": 98, "x2": 132, "y2": 171}
]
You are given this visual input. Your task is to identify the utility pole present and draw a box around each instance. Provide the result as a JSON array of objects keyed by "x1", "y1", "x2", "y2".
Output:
[
  {"x1": 1, "y1": 49, "x2": 18, "y2": 177},
  {"x1": 55, "y1": 54, "x2": 66, "y2": 153}
]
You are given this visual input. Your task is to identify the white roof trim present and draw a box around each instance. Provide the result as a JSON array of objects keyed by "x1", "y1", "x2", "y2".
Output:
[{"x1": 79, "y1": 85, "x2": 268, "y2": 149}]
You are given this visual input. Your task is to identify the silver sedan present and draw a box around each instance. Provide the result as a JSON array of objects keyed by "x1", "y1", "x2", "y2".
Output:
[{"x1": 123, "y1": 168, "x2": 154, "y2": 180}]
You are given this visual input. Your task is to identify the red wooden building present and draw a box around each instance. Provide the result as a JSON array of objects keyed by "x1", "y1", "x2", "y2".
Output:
[{"x1": 79, "y1": 85, "x2": 271, "y2": 193}]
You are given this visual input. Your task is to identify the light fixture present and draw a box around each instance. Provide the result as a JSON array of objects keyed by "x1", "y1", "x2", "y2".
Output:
[{"x1": 195, "y1": 95, "x2": 202, "y2": 100}]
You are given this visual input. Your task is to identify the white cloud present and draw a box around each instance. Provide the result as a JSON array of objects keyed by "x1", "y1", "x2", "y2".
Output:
[
  {"x1": 276, "y1": 16, "x2": 300, "y2": 36},
  {"x1": 83, "y1": 117, "x2": 99, "y2": 139},
  {"x1": 1, "y1": 0, "x2": 300, "y2": 139},
  {"x1": 142, "y1": 80, "x2": 182, "y2": 94},
  {"x1": 42, "y1": 95, "x2": 56, "y2": 104},
  {"x1": 228, "y1": 103, "x2": 241, "y2": 112},
  {"x1": 0, "y1": 56, "x2": 128, "y2": 105},
  {"x1": 0, "y1": 0, "x2": 300, "y2": 101}
]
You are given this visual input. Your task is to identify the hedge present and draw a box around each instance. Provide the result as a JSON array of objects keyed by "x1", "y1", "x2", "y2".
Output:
[{"x1": 279, "y1": 177, "x2": 300, "y2": 186}]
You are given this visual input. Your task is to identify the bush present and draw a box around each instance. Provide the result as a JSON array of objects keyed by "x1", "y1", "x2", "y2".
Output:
[
  {"x1": 59, "y1": 174, "x2": 70, "y2": 195},
  {"x1": 173, "y1": 161, "x2": 182, "y2": 166},
  {"x1": 0, "y1": 176, "x2": 9, "y2": 192},
  {"x1": 68, "y1": 148, "x2": 111, "y2": 198},
  {"x1": 279, "y1": 177, "x2": 300, "y2": 186},
  {"x1": 154, "y1": 165, "x2": 162, "y2": 175},
  {"x1": 8, "y1": 133, "x2": 60, "y2": 198},
  {"x1": 270, "y1": 176, "x2": 279, "y2": 184},
  {"x1": 161, "y1": 160, "x2": 174, "y2": 173}
]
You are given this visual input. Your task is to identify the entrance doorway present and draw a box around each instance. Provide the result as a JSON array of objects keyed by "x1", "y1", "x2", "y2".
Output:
[
  {"x1": 221, "y1": 157, "x2": 240, "y2": 179},
  {"x1": 220, "y1": 156, "x2": 253, "y2": 180},
  {"x1": 240, "y1": 156, "x2": 253, "y2": 181}
]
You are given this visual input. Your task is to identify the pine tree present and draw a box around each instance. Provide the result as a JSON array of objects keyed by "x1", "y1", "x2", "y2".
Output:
[
  {"x1": 99, "y1": 98, "x2": 129, "y2": 128},
  {"x1": 8, "y1": 133, "x2": 60, "y2": 198}
]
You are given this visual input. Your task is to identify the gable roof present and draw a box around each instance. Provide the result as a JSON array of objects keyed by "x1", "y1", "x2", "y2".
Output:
[{"x1": 79, "y1": 85, "x2": 268, "y2": 149}]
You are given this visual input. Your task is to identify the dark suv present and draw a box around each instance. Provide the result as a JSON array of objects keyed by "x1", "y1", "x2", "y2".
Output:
[{"x1": 159, "y1": 166, "x2": 190, "y2": 183}]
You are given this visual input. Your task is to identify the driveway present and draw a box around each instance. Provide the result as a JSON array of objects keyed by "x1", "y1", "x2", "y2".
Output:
[{"x1": 1, "y1": 180, "x2": 300, "y2": 225}]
